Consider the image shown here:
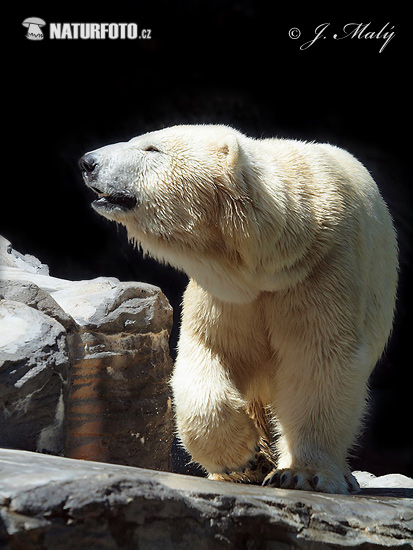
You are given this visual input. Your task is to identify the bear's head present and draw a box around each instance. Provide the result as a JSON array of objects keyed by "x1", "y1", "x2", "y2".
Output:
[{"x1": 80, "y1": 125, "x2": 261, "y2": 301}]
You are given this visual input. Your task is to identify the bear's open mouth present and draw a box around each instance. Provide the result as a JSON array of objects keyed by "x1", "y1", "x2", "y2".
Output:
[{"x1": 90, "y1": 188, "x2": 137, "y2": 211}]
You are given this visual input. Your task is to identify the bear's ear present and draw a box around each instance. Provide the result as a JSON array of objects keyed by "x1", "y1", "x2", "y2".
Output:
[{"x1": 217, "y1": 134, "x2": 239, "y2": 169}]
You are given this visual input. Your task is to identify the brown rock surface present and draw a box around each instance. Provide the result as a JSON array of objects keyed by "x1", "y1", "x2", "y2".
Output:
[{"x1": 65, "y1": 282, "x2": 174, "y2": 470}]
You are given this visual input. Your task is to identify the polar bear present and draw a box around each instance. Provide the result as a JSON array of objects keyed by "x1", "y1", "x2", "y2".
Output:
[{"x1": 79, "y1": 125, "x2": 398, "y2": 494}]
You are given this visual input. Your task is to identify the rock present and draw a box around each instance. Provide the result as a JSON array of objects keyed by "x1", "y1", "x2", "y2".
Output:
[
  {"x1": 0, "y1": 449, "x2": 412, "y2": 550},
  {"x1": 0, "y1": 235, "x2": 49, "y2": 275},
  {"x1": 64, "y1": 281, "x2": 174, "y2": 470},
  {"x1": 353, "y1": 471, "x2": 413, "y2": 496},
  {"x1": 0, "y1": 301, "x2": 69, "y2": 455},
  {"x1": 0, "y1": 237, "x2": 174, "y2": 471},
  {"x1": 51, "y1": 277, "x2": 171, "y2": 334},
  {"x1": 0, "y1": 279, "x2": 76, "y2": 332}
]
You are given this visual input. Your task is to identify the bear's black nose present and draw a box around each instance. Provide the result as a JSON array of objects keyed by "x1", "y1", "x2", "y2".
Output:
[{"x1": 79, "y1": 153, "x2": 98, "y2": 173}]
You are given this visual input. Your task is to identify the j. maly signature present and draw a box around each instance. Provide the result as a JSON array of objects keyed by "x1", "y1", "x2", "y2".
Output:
[{"x1": 299, "y1": 22, "x2": 395, "y2": 53}]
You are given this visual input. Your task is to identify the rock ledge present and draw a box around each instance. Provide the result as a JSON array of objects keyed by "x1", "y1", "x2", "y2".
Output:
[{"x1": 0, "y1": 449, "x2": 412, "y2": 549}]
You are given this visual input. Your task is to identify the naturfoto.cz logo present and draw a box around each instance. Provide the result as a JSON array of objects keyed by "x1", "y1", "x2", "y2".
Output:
[{"x1": 22, "y1": 18, "x2": 152, "y2": 40}]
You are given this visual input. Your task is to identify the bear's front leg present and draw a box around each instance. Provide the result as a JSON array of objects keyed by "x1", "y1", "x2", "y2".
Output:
[
  {"x1": 171, "y1": 345, "x2": 260, "y2": 476},
  {"x1": 263, "y1": 346, "x2": 367, "y2": 494}
]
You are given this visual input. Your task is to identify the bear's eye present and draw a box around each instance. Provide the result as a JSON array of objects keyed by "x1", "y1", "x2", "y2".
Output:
[{"x1": 144, "y1": 145, "x2": 161, "y2": 153}]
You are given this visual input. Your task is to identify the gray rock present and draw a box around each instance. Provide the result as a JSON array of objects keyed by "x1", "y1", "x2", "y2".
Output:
[
  {"x1": 0, "y1": 237, "x2": 171, "y2": 334},
  {"x1": 0, "y1": 301, "x2": 69, "y2": 454},
  {"x1": 0, "y1": 279, "x2": 76, "y2": 331},
  {"x1": 0, "y1": 236, "x2": 73, "y2": 296},
  {"x1": 50, "y1": 277, "x2": 170, "y2": 333},
  {"x1": 0, "y1": 236, "x2": 174, "y2": 471},
  {"x1": 353, "y1": 471, "x2": 413, "y2": 496},
  {"x1": 0, "y1": 449, "x2": 412, "y2": 549},
  {"x1": 0, "y1": 235, "x2": 49, "y2": 275}
]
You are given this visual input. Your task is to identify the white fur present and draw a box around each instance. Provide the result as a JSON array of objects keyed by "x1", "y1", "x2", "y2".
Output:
[{"x1": 83, "y1": 125, "x2": 398, "y2": 493}]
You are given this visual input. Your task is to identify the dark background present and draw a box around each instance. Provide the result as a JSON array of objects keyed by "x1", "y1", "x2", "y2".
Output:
[{"x1": 5, "y1": 2, "x2": 412, "y2": 477}]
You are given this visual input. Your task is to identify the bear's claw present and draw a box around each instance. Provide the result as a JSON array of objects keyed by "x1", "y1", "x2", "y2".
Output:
[
  {"x1": 209, "y1": 451, "x2": 275, "y2": 484},
  {"x1": 262, "y1": 467, "x2": 360, "y2": 494}
]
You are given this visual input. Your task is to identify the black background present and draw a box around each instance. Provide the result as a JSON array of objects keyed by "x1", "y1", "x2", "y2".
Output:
[{"x1": 5, "y1": 2, "x2": 412, "y2": 477}]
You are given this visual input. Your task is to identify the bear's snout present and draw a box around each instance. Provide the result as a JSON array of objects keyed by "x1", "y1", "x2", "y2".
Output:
[
  {"x1": 79, "y1": 150, "x2": 137, "y2": 215},
  {"x1": 79, "y1": 153, "x2": 98, "y2": 175}
]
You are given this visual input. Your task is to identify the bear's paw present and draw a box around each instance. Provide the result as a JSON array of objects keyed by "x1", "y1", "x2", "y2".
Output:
[{"x1": 262, "y1": 467, "x2": 360, "y2": 494}]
